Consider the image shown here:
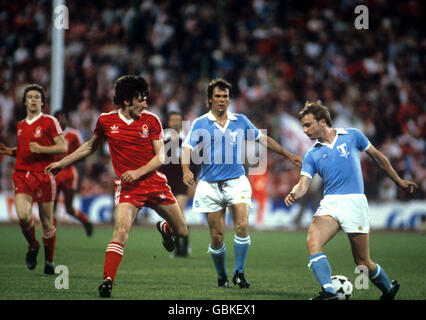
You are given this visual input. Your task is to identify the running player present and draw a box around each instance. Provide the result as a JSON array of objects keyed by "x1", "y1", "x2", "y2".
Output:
[
  {"x1": 0, "y1": 83, "x2": 67, "y2": 274},
  {"x1": 45, "y1": 75, "x2": 188, "y2": 297},
  {"x1": 53, "y1": 109, "x2": 93, "y2": 236},
  {"x1": 285, "y1": 100, "x2": 419, "y2": 300},
  {"x1": 182, "y1": 78, "x2": 302, "y2": 288}
]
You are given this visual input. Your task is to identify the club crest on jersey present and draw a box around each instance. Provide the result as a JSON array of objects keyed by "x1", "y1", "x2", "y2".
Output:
[
  {"x1": 34, "y1": 126, "x2": 42, "y2": 138},
  {"x1": 140, "y1": 124, "x2": 149, "y2": 138},
  {"x1": 110, "y1": 125, "x2": 119, "y2": 133},
  {"x1": 336, "y1": 143, "x2": 350, "y2": 158}
]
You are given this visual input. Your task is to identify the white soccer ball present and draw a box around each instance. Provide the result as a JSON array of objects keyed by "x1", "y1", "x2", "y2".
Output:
[{"x1": 331, "y1": 275, "x2": 353, "y2": 300}]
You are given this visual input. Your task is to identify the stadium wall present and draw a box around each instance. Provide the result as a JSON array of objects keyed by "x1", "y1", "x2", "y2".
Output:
[{"x1": 0, "y1": 192, "x2": 424, "y2": 230}]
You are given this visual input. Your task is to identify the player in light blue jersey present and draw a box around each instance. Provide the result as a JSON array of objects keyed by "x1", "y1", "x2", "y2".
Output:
[
  {"x1": 285, "y1": 101, "x2": 419, "y2": 300},
  {"x1": 182, "y1": 78, "x2": 302, "y2": 288}
]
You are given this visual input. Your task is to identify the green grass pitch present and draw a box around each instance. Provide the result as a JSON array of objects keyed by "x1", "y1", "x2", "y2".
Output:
[{"x1": 0, "y1": 223, "x2": 425, "y2": 300}]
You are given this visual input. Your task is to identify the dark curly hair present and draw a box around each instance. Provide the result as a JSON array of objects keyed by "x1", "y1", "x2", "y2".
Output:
[
  {"x1": 22, "y1": 83, "x2": 46, "y2": 107},
  {"x1": 113, "y1": 75, "x2": 149, "y2": 106}
]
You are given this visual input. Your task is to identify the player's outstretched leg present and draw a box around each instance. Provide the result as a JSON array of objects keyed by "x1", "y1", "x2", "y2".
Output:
[{"x1": 156, "y1": 220, "x2": 176, "y2": 252}]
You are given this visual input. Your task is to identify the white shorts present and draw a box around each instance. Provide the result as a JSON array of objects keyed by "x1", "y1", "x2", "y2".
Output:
[
  {"x1": 314, "y1": 194, "x2": 370, "y2": 233},
  {"x1": 192, "y1": 175, "x2": 252, "y2": 212}
]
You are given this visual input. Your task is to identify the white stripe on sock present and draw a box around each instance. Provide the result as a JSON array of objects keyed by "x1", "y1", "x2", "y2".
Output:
[
  {"x1": 370, "y1": 264, "x2": 381, "y2": 280},
  {"x1": 208, "y1": 244, "x2": 226, "y2": 255},
  {"x1": 307, "y1": 254, "x2": 326, "y2": 269},
  {"x1": 107, "y1": 244, "x2": 124, "y2": 255},
  {"x1": 234, "y1": 235, "x2": 251, "y2": 245}
]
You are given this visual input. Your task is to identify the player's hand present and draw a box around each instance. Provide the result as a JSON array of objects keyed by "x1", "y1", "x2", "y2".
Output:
[
  {"x1": 29, "y1": 142, "x2": 42, "y2": 153},
  {"x1": 121, "y1": 170, "x2": 141, "y2": 183},
  {"x1": 0, "y1": 143, "x2": 8, "y2": 155},
  {"x1": 288, "y1": 154, "x2": 302, "y2": 168},
  {"x1": 45, "y1": 161, "x2": 63, "y2": 176},
  {"x1": 183, "y1": 169, "x2": 194, "y2": 187},
  {"x1": 398, "y1": 179, "x2": 419, "y2": 194},
  {"x1": 284, "y1": 192, "x2": 297, "y2": 207}
]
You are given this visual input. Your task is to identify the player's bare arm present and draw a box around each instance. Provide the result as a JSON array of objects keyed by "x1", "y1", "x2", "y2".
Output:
[
  {"x1": 29, "y1": 134, "x2": 67, "y2": 155},
  {"x1": 0, "y1": 143, "x2": 17, "y2": 157},
  {"x1": 285, "y1": 175, "x2": 311, "y2": 206},
  {"x1": 181, "y1": 146, "x2": 195, "y2": 187},
  {"x1": 120, "y1": 139, "x2": 164, "y2": 183},
  {"x1": 365, "y1": 145, "x2": 419, "y2": 194},
  {"x1": 259, "y1": 133, "x2": 302, "y2": 168},
  {"x1": 45, "y1": 134, "x2": 104, "y2": 175}
]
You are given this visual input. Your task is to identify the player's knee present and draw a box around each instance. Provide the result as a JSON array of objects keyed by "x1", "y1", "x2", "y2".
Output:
[
  {"x1": 234, "y1": 221, "x2": 248, "y2": 237},
  {"x1": 210, "y1": 231, "x2": 224, "y2": 247}
]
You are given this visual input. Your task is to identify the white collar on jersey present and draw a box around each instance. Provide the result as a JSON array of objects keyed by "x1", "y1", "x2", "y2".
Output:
[
  {"x1": 207, "y1": 111, "x2": 237, "y2": 133},
  {"x1": 313, "y1": 128, "x2": 348, "y2": 149},
  {"x1": 118, "y1": 109, "x2": 134, "y2": 125},
  {"x1": 26, "y1": 112, "x2": 43, "y2": 125}
]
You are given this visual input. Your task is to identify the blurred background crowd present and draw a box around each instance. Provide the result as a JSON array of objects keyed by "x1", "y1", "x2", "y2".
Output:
[{"x1": 0, "y1": 0, "x2": 424, "y2": 202}]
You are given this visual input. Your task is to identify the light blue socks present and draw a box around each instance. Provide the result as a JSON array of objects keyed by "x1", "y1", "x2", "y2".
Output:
[{"x1": 309, "y1": 253, "x2": 336, "y2": 294}]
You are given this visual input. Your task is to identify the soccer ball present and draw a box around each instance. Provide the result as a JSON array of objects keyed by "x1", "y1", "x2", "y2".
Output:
[{"x1": 331, "y1": 275, "x2": 353, "y2": 300}]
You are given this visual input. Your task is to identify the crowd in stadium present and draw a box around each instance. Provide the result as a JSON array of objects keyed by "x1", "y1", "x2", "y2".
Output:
[{"x1": 0, "y1": 0, "x2": 424, "y2": 202}]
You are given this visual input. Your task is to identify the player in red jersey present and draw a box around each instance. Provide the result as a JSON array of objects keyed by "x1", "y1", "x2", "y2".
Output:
[
  {"x1": 0, "y1": 84, "x2": 67, "y2": 274},
  {"x1": 45, "y1": 75, "x2": 188, "y2": 297},
  {"x1": 53, "y1": 110, "x2": 93, "y2": 236}
]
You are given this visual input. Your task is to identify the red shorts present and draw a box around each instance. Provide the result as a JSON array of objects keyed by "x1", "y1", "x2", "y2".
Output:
[
  {"x1": 55, "y1": 165, "x2": 79, "y2": 191},
  {"x1": 114, "y1": 171, "x2": 176, "y2": 208},
  {"x1": 13, "y1": 170, "x2": 57, "y2": 203}
]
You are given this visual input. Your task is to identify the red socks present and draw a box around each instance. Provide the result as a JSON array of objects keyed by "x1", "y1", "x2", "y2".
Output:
[
  {"x1": 19, "y1": 216, "x2": 39, "y2": 250},
  {"x1": 161, "y1": 221, "x2": 174, "y2": 236},
  {"x1": 75, "y1": 209, "x2": 90, "y2": 224},
  {"x1": 42, "y1": 226, "x2": 56, "y2": 263},
  {"x1": 19, "y1": 217, "x2": 56, "y2": 263},
  {"x1": 103, "y1": 242, "x2": 124, "y2": 281}
]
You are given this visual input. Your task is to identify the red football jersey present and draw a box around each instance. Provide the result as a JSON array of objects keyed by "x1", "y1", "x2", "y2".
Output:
[
  {"x1": 94, "y1": 109, "x2": 163, "y2": 177},
  {"x1": 56, "y1": 127, "x2": 83, "y2": 160},
  {"x1": 15, "y1": 113, "x2": 63, "y2": 171}
]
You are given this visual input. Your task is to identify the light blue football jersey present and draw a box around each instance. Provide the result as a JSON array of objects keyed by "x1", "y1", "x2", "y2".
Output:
[
  {"x1": 182, "y1": 111, "x2": 260, "y2": 181},
  {"x1": 301, "y1": 128, "x2": 371, "y2": 195}
]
